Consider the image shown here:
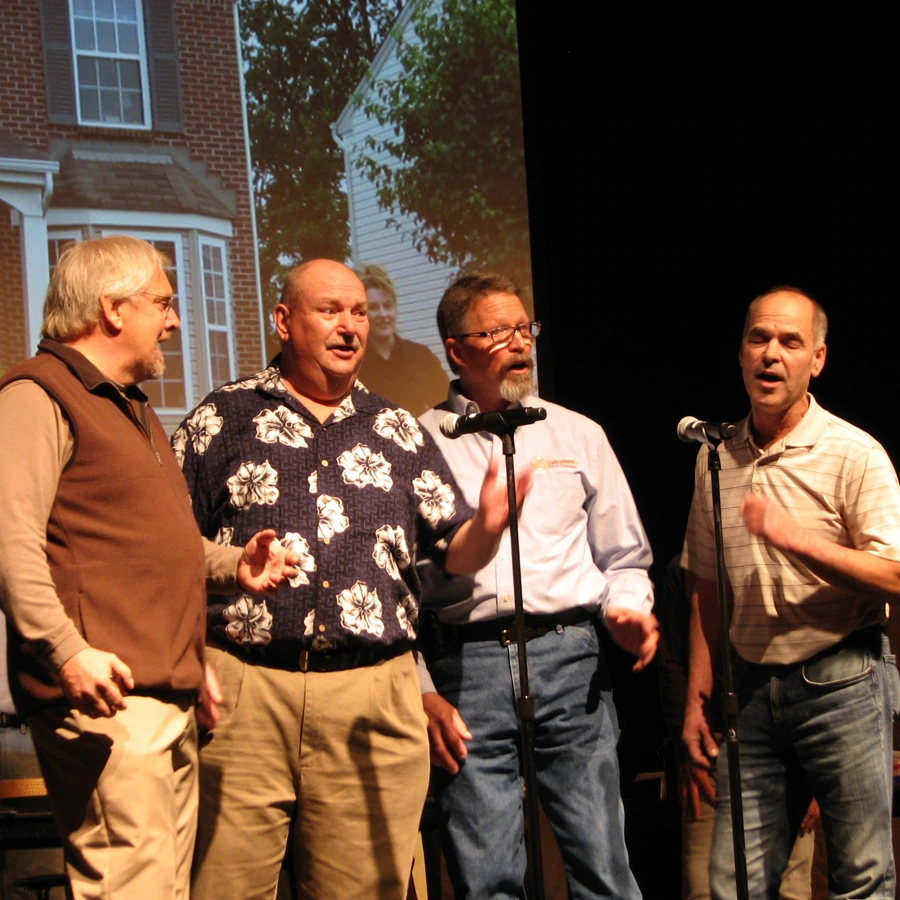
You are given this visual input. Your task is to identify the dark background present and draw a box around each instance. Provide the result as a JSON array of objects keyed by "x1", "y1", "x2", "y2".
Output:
[{"x1": 515, "y1": 3, "x2": 898, "y2": 885}]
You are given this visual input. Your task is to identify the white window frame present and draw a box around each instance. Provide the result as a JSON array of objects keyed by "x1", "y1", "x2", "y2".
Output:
[
  {"x1": 69, "y1": 0, "x2": 152, "y2": 130},
  {"x1": 197, "y1": 236, "x2": 236, "y2": 389}
]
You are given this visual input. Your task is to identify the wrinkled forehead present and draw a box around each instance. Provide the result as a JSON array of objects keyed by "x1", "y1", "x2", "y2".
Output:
[
  {"x1": 744, "y1": 292, "x2": 816, "y2": 337},
  {"x1": 294, "y1": 263, "x2": 366, "y2": 307},
  {"x1": 464, "y1": 292, "x2": 528, "y2": 330}
]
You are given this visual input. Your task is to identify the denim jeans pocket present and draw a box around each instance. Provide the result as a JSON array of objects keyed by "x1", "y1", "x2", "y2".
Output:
[
  {"x1": 883, "y1": 651, "x2": 900, "y2": 720},
  {"x1": 801, "y1": 643, "x2": 874, "y2": 689}
]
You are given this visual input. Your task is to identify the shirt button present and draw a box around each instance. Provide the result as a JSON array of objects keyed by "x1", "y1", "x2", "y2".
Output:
[
  {"x1": 323, "y1": 538, "x2": 330, "y2": 545},
  {"x1": 322, "y1": 580, "x2": 330, "y2": 588},
  {"x1": 321, "y1": 459, "x2": 329, "y2": 467},
  {"x1": 503, "y1": 595, "x2": 511, "y2": 603},
  {"x1": 318, "y1": 624, "x2": 326, "y2": 633}
]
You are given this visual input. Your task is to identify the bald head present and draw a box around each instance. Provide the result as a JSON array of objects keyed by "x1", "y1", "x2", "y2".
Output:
[
  {"x1": 273, "y1": 260, "x2": 369, "y2": 403},
  {"x1": 743, "y1": 286, "x2": 828, "y2": 351}
]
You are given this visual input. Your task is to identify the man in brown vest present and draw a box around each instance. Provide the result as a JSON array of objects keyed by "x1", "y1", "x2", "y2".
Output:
[{"x1": 0, "y1": 235, "x2": 297, "y2": 900}]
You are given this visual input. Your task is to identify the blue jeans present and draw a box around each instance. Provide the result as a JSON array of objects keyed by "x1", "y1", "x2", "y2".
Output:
[
  {"x1": 710, "y1": 630, "x2": 897, "y2": 900},
  {"x1": 430, "y1": 618, "x2": 641, "y2": 900}
]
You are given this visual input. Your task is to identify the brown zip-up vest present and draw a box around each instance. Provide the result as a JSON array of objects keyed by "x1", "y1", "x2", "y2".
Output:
[{"x1": 1, "y1": 340, "x2": 207, "y2": 713}]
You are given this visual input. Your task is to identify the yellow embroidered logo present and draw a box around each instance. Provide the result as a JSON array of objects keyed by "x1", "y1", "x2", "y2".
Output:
[{"x1": 531, "y1": 456, "x2": 578, "y2": 470}]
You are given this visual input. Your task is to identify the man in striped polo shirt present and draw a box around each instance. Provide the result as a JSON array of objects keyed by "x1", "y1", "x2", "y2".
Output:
[{"x1": 682, "y1": 287, "x2": 900, "y2": 899}]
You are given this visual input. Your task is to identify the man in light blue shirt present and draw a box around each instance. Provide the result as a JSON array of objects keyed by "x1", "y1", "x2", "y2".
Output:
[{"x1": 418, "y1": 272, "x2": 658, "y2": 900}]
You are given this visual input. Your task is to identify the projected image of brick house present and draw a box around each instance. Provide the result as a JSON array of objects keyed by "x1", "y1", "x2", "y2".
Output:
[{"x1": 0, "y1": 0, "x2": 266, "y2": 431}]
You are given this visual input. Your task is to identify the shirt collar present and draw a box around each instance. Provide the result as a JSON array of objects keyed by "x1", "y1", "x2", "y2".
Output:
[
  {"x1": 734, "y1": 393, "x2": 826, "y2": 453},
  {"x1": 446, "y1": 379, "x2": 539, "y2": 417}
]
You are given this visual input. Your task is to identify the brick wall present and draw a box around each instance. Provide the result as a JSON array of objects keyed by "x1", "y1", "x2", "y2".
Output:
[{"x1": 0, "y1": 207, "x2": 27, "y2": 375}]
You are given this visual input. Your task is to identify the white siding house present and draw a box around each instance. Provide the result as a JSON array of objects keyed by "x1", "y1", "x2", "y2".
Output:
[{"x1": 332, "y1": 1, "x2": 454, "y2": 372}]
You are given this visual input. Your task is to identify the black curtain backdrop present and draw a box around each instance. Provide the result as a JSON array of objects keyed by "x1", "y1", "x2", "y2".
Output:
[{"x1": 516, "y1": 2, "x2": 900, "y2": 783}]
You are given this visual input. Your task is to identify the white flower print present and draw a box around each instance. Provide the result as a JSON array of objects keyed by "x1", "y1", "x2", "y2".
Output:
[
  {"x1": 220, "y1": 369, "x2": 284, "y2": 394},
  {"x1": 372, "y1": 525, "x2": 411, "y2": 580},
  {"x1": 179, "y1": 403, "x2": 224, "y2": 457},
  {"x1": 396, "y1": 594, "x2": 418, "y2": 638},
  {"x1": 373, "y1": 408, "x2": 424, "y2": 453},
  {"x1": 171, "y1": 426, "x2": 188, "y2": 466},
  {"x1": 413, "y1": 470, "x2": 456, "y2": 526},
  {"x1": 317, "y1": 495, "x2": 349, "y2": 541},
  {"x1": 223, "y1": 596, "x2": 273, "y2": 646},
  {"x1": 331, "y1": 393, "x2": 356, "y2": 423},
  {"x1": 312, "y1": 634, "x2": 336, "y2": 651},
  {"x1": 336, "y1": 581, "x2": 384, "y2": 637},
  {"x1": 338, "y1": 443, "x2": 393, "y2": 492},
  {"x1": 308, "y1": 471, "x2": 318, "y2": 494},
  {"x1": 353, "y1": 379, "x2": 369, "y2": 394},
  {"x1": 281, "y1": 532, "x2": 317, "y2": 587},
  {"x1": 303, "y1": 609, "x2": 315, "y2": 637},
  {"x1": 227, "y1": 460, "x2": 279, "y2": 510},
  {"x1": 214, "y1": 527, "x2": 234, "y2": 546},
  {"x1": 253, "y1": 406, "x2": 314, "y2": 448}
]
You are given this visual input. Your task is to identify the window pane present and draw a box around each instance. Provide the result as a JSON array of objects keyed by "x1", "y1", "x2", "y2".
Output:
[
  {"x1": 119, "y1": 60, "x2": 140, "y2": 89},
  {"x1": 115, "y1": 0, "x2": 137, "y2": 21},
  {"x1": 209, "y1": 332, "x2": 231, "y2": 386},
  {"x1": 79, "y1": 86, "x2": 100, "y2": 121},
  {"x1": 73, "y1": 18, "x2": 96, "y2": 51},
  {"x1": 121, "y1": 89, "x2": 142, "y2": 124},
  {"x1": 73, "y1": 0, "x2": 93, "y2": 15},
  {"x1": 96, "y1": 20, "x2": 116, "y2": 52},
  {"x1": 96, "y1": 0, "x2": 114, "y2": 17},
  {"x1": 100, "y1": 88, "x2": 122, "y2": 122},
  {"x1": 77, "y1": 57, "x2": 98, "y2": 87},
  {"x1": 118, "y1": 22, "x2": 138, "y2": 54},
  {"x1": 97, "y1": 58, "x2": 118, "y2": 87}
]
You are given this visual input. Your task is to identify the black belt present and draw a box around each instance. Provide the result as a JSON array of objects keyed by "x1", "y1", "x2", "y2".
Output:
[
  {"x1": 448, "y1": 609, "x2": 593, "y2": 647},
  {"x1": 0, "y1": 712, "x2": 23, "y2": 729},
  {"x1": 298, "y1": 640, "x2": 412, "y2": 673}
]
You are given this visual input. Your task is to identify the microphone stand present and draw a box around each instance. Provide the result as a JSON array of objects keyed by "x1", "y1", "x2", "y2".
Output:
[
  {"x1": 496, "y1": 417, "x2": 544, "y2": 900},
  {"x1": 705, "y1": 436, "x2": 749, "y2": 900}
]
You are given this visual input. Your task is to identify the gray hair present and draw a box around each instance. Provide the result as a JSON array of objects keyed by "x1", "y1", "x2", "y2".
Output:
[{"x1": 42, "y1": 235, "x2": 169, "y2": 342}]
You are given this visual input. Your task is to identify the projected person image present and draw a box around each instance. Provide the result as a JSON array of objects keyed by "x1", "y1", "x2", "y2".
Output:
[{"x1": 354, "y1": 263, "x2": 449, "y2": 414}]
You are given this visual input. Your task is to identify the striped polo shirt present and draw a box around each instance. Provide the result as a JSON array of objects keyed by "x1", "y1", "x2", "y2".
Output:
[{"x1": 682, "y1": 395, "x2": 900, "y2": 665}]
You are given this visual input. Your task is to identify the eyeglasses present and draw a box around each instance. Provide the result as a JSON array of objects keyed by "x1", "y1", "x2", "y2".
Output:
[
  {"x1": 137, "y1": 291, "x2": 177, "y2": 313},
  {"x1": 456, "y1": 321, "x2": 542, "y2": 345}
]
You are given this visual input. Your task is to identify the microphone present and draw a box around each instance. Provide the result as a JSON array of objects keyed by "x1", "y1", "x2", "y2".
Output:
[
  {"x1": 439, "y1": 406, "x2": 547, "y2": 439},
  {"x1": 677, "y1": 416, "x2": 738, "y2": 444}
]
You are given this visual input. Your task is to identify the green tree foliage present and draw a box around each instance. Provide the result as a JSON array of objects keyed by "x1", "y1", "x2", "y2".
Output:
[
  {"x1": 239, "y1": 0, "x2": 404, "y2": 307},
  {"x1": 359, "y1": 0, "x2": 531, "y2": 290}
]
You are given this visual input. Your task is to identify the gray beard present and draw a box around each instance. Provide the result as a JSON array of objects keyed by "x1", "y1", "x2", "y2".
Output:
[{"x1": 499, "y1": 370, "x2": 533, "y2": 403}]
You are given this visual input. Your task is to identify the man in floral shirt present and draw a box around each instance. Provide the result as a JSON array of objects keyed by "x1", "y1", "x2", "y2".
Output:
[{"x1": 175, "y1": 259, "x2": 526, "y2": 900}]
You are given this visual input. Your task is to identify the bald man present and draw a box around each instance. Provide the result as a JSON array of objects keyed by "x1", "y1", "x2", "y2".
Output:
[{"x1": 175, "y1": 260, "x2": 529, "y2": 900}]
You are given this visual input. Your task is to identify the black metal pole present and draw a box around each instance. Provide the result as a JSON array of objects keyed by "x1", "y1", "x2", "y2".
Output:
[
  {"x1": 499, "y1": 427, "x2": 544, "y2": 900},
  {"x1": 707, "y1": 441, "x2": 749, "y2": 900}
]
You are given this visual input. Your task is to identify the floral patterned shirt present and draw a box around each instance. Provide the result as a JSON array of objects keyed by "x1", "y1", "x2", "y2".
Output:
[{"x1": 173, "y1": 361, "x2": 472, "y2": 665}]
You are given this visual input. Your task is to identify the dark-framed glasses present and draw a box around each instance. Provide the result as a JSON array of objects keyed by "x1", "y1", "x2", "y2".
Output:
[
  {"x1": 137, "y1": 291, "x2": 177, "y2": 313},
  {"x1": 456, "y1": 321, "x2": 542, "y2": 344}
]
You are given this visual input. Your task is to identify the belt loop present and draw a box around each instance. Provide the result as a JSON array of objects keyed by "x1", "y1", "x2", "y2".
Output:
[{"x1": 298, "y1": 650, "x2": 309, "y2": 673}]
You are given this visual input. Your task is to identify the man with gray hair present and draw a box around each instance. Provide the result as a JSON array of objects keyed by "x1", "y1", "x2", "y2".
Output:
[
  {"x1": 682, "y1": 286, "x2": 900, "y2": 897},
  {"x1": 418, "y1": 272, "x2": 658, "y2": 899},
  {"x1": 0, "y1": 235, "x2": 296, "y2": 900}
]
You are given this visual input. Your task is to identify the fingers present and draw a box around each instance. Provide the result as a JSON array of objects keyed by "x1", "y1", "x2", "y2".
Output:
[
  {"x1": 59, "y1": 649, "x2": 133, "y2": 718},
  {"x1": 423, "y1": 692, "x2": 472, "y2": 775}
]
